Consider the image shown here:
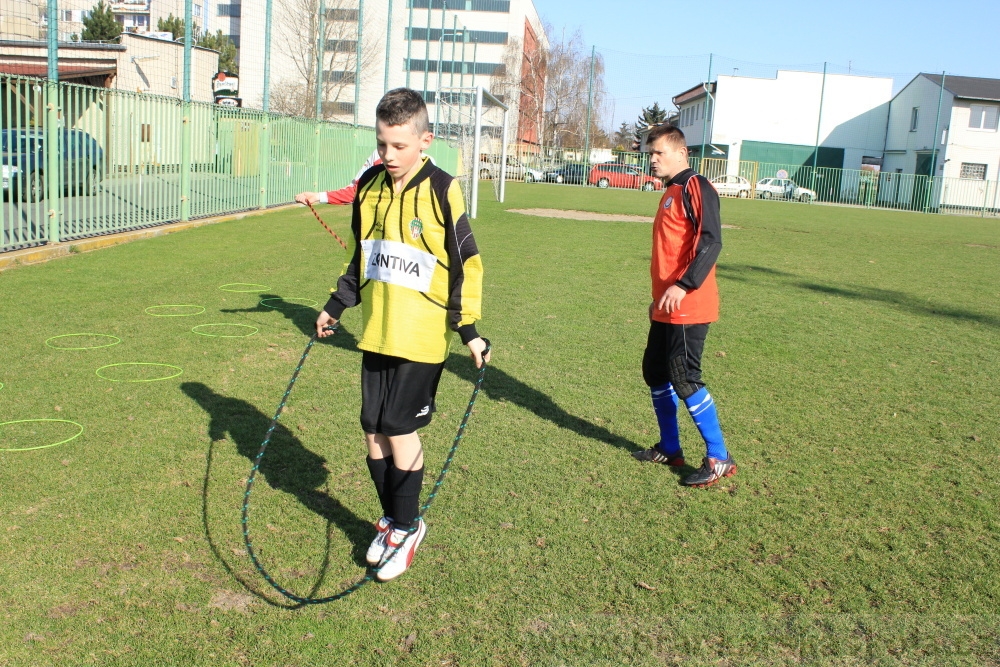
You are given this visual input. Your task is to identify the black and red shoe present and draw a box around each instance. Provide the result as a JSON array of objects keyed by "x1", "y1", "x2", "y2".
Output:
[
  {"x1": 682, "y1": 456, "x2": 737, "y2": 487},
  {"x1": 632, "y1": 445, "x2": 685, "y2": 467}
]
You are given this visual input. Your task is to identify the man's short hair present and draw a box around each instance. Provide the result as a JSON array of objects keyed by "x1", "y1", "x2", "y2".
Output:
[
  {"x1": 645, "y1": 124, "x2": 686, "y2": 151},
  {"x1": 376, "y1": 88, "x2": 430, "y2": 134}
]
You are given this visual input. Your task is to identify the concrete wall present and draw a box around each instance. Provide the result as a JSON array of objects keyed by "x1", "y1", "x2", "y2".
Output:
[
  {"x1": 116, "y1": 33, "x2": 218, "y2": 102},
  {"x1": 882, "y1": 74, "x2": 953, "y2": 176},
  {"x1": 704, "y1": 70, "x2": 892, "y2": 174}
]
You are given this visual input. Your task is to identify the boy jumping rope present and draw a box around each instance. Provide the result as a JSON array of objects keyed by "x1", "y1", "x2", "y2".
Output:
[
  {"x1": 295, "y1": 149, "x2": 381, "y2": 207},
  {"x1": 632, "y1": 124, "x2": 736, "y2": 488},
  {"x1": 315, "y1": 88, "x2": 489, "y2": 581}
]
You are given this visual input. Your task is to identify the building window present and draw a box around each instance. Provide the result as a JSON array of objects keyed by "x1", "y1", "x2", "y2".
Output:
[
  {"x1": 227, "y1": 34, "x2": 240, "y2": 48},
  {"x1": 405, "y1": 27, "x2": 507, "y2": 44},
  {"x1": 960, "y1": 163, "x2": 987, "y2": 180},
  {"x1": 969, "y1": 104, "x2": 999, "y2": 131},
  {"x1": 326, "y1": 39, "x2": 357, "y2": 52},
  {"x1": 326, "y1": 8, "x2": 358, "y2": 20},
  {"x1": 323, "y1": 101, "x2": 355, "y2": 115},
  {"x1": 324, "y1": 70, "x2": 356, "y2": 83},
  {"x1": 910, "y1": 107, "x2": 918, "y2": 132},
  {"x1": 408, "y1": 0, "x2": 510, "y2": 11},
  {"x1": 405, "y1": 59, "x2": 504, "y2": 76},
  {"x1": 218, "y1": 3, "x2": 241, "y2": 16}
]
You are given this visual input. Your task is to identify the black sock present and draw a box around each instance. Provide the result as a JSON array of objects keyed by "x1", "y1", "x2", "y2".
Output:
[
  {"x1": 365, "y1": 455, "x2": 395, "y2": 519},
  {"x1": 387, "y1": 466, "x2": 424, "y2": 531}
]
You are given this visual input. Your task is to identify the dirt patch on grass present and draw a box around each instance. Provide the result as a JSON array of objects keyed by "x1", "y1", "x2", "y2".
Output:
[
  {"x1": 509, "y1": 208, "x2": 741, "y2": 229},
  {"x1": 209, "y1": 590, "x2": 254, "y2": 613}
]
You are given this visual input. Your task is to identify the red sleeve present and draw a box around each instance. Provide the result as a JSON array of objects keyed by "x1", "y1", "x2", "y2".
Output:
[{"x1": 324, "y1": 183, "x2": 357, "y2": 205}]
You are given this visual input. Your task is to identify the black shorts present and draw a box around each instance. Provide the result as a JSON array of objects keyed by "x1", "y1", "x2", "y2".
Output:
[
  {"x1": 360, "y1": 352, "x2": 445, "y2": 436},
  {"x1": 642, "y1": 321, "x2": 709, "y2": 398}
]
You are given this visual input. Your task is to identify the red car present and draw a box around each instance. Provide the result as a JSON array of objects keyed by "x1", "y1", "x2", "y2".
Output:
[{"x1": 588, "y1": 163, "x2": 663, "y2": 191}]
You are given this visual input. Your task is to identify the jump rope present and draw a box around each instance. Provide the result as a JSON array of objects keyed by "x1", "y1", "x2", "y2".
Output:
[{"x1": 240, "y1": 205, "x2": 490, "y2": 604}]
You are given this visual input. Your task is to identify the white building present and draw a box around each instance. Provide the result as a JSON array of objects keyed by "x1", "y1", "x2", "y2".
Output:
[
  {"x1": 666, "y1": 70, "x2": 893, "y2": 181},
  {"x1": 882, "y1": 74, "x2": 1000, "y2": 210},
  {"x1": 228, "y1": 0, "x2": 545, "y2": 137}
]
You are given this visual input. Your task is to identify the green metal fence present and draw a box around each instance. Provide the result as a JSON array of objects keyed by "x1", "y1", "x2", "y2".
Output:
[{"x1": 1, "y1": 75, "x2": 458, "y2": 253}]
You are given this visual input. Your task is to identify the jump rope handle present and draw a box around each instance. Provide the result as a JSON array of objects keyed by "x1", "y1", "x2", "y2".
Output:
[{"x1": 481, "y1": 337, "x2": 491, "y2": 364}]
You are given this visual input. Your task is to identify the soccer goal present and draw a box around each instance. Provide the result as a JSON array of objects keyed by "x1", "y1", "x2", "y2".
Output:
[{"x1": 435, "y1": 86, "x2": 509, "y2": 219}]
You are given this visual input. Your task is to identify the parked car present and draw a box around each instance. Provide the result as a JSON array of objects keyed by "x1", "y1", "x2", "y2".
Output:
[
  {"x1": 478, "y1": 154, "x2": 544, "y2": 183},
  {"x1": 547, "y1": 162, "x2": 589, "y2": 184},
  {"x1": 588, "y1": 163, "x2": 663, "y2": 191},
  {"x1": 755, "y1": 177, "x2": 815, "y2": 202},
  {"x1": 709, "y1": 174, "x2": 751, "y2": 198},
  {"x1": 2, "y1": 128, "x2": 103, "y2": 202}
]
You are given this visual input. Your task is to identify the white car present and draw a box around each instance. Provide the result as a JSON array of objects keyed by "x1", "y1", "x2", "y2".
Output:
[
  {"x1": 709, "y1": 174, "x2": 751, "y2": 198},
  {"x1": 756, "y1": 177, "x2": 816, "y2": 202},
  {"x1": 478, "y1": 155, "x2": 545, "y2": 183}
]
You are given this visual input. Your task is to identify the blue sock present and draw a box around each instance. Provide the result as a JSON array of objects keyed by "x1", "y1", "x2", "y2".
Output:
[
  {"x1": 684, "y1": 388, "x2": 728, "y2": 460},
  {"x1": 650, "y1": 383, "x2": 681, "y2": 456}
]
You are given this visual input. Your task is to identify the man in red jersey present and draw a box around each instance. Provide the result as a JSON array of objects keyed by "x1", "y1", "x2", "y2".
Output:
[
  {"x1": 631, "y1": 124, "x2": 736, "y2": 488},
  {"x1": 294, "y1": 150, "x2": 382, "y2": 206}
]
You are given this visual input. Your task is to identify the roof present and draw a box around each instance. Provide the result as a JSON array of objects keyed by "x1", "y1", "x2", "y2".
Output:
[
  {"x1": 0, "y1": 63, "x2": 117, "y2": 79},
  {"x1": 672, "y1": 82, "x2": 716, "y2": 106},
  {"x1": 922, "y1": 73, "x2": 1000, "y2": 102}
]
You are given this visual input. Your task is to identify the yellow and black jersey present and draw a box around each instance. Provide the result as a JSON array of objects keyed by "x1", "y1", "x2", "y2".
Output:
[{"x1": 323, "y1": 157, "x2": 483, "y2": 364}]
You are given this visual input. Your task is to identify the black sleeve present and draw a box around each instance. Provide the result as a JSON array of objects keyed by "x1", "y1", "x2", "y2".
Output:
[
  {"x1": 322, "y1": 193, "x2": 364, "y2": 319},
  {"x1": 676, "y1": 175, "x2": 723, "y2": 291}
]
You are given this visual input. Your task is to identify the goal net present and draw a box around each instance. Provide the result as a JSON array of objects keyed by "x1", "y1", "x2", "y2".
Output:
[{"x1": 435, "y1": 86, "x2": 509, "y2": 218}]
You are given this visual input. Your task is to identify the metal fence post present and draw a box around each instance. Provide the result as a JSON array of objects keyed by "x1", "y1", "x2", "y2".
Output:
[
  {"x1": 315, "y1": 0, "x2": 326, "y2": 120},
  {"x1": 354, "y1": 0, "x2": 364, "y2": 126},
  {"x1": 583, "y1": 46, "x2": 595, "y2": 166},
  {"x1": 180, "y1": 0, "x2": 193, "y2": 221},
  {"x1": 470, "y1": 86, "x2": 483, "y2": 219},
  {"x1": 45, "y1": 0, "x2": 60, "y2": 243},
  {"x1": 699, "y1": 53, "x2": 713, "y2": 171},
  {"x1": 434, "y1": 2, "x2": 445, "y2": 133},
  {"x1": 384, "y1": 0, "x2": 393, "y2": 94},
  {"x1": 926, "y1": 71, "x2": 946, "y2": 213},
  {"x1": 810, "y1": 62, "x2": 827, "y2": 194},
  {"x1": 259, "y1": 0, "x2": 274, "y2": 209},
  {"x1": 405, "y1": 0, "x2": 414, "y2": 88}
]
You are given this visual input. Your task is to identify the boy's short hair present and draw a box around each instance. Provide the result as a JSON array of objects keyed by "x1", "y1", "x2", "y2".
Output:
[
  {"x1": 376, "y1": 88, "x2": 430, "y2": 134},
  {"x1": 645, "y1": 124, "x2": 686, "y2": 151}
]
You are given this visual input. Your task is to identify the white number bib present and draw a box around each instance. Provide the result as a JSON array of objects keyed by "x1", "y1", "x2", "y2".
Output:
[{"x1": 361, "y1": 239, "x2": 438, "y2": 293}]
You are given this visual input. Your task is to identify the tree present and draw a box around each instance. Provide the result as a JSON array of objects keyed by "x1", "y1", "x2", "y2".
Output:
[
  {"x1": 198, "y1": 30, "x2": 238, "y2": 74},
  {"x1": 541, "y1": 26, "x2": 609, "y2": 151},
  {"x1": 613, "y1": 121, "x2": 636, "y2": 151},
  {"x1": 81, "y1": 1, "x2": 121, "y2": 42},
  {"x1": 270, "y1": 0, "x2": 382, "y2": 119},
  {"x1": 157, "y1": 14, "x2": 199, "y2": 41},
  {"x1": 491, "y1": 23, "x2": 547, "y2": 149},
  {"x1": 634, "y1": 102, "x2": 669, "y2": 147}
]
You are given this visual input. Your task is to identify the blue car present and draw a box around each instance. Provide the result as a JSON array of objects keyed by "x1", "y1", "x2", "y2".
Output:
[{"x1": 2, "y1": 128, "x2": 103, "y2": 202}]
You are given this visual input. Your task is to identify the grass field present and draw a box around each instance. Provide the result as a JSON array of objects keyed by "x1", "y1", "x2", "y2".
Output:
[{"x1": 1, "y1": 182, "x2": 999, "y2": 666}]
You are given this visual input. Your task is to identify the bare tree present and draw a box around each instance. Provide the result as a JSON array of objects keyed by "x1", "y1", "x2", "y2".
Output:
[
  {"x1": 271, "y1": 0, "x2": 382, "y2": 120},
  {"x1": 491, "y1": 28, "x2": 547, "y2": 153},
  {"x1": 542, "y1": 27, "x2": 608, "y2": 151}
]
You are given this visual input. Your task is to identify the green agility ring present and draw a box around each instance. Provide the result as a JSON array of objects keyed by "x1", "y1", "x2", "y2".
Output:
[
  {"x1": 45, "y1": 333, "x2": 122, "y2": 350},
  {"x1": 0, "y1": 419, "x2": 84, "y2": 452},
  {"x1": 96, "y1": 363, "x2": 183, "y2": 383},
  {"x1": 145, "y1": 305, "x2": 206, "y2": 317},
  {"x1": 191, "y1": 323, "x2": 259, "y2": 338},
  {"x1": 219, "y1": 283, "x2": 271, "y2": 293},
  {"x1": 259, "y1": 297, "x2": 319, "y2": 309}
]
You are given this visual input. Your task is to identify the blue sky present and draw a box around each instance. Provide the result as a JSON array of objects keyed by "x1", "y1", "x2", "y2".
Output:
[{"x1": 533, "y1": 0, "x2": 999, "y2": 131}]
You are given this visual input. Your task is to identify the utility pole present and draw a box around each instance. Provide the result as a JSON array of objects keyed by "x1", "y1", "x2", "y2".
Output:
[{"x1": 45, "y1": 0, "x2": 60, "y2": 243}]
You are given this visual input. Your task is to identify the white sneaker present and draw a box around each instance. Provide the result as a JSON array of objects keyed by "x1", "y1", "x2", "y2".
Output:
[
  {"x1": 365, "y1": 517, "x2": 393, "y2": 566},
  {"x1": 376, "y1": 519, "x2": 427, "y2": 582}
]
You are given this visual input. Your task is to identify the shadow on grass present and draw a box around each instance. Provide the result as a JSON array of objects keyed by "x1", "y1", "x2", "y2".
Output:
[
  {"x1": 444, "y1": 352, "x2": 641, "y2": 453},
  {"x1": 717, "y1": 263, "x2": 999, "y2": 329},
  {"x1": 221, "y1": 296, "x2": 360, "y2": 350},
  {"x1": 183, "y1": 381, "x2": 372, "y2": 606},
  {"x1": 222, "y1": 298, "x2": 639, "y2": 451}
]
